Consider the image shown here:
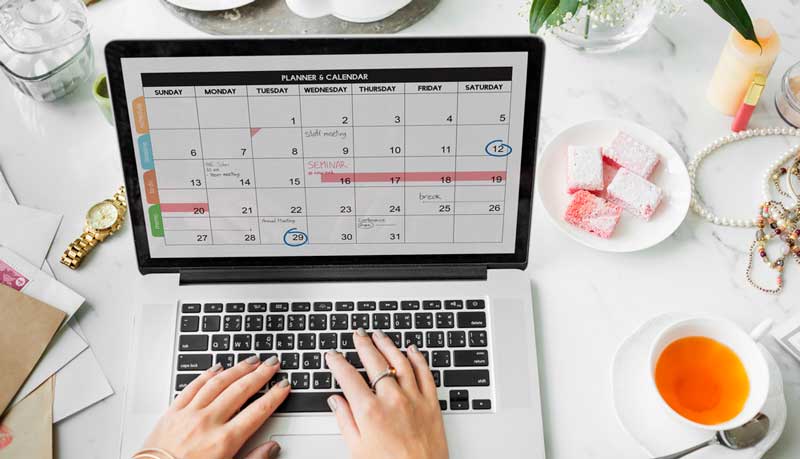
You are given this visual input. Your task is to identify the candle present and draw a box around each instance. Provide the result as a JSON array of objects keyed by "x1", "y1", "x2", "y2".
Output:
[{"x1": 707, "y1": 18, "x2": 781, "y2": 116}]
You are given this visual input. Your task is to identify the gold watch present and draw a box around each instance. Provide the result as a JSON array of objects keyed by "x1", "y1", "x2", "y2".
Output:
[{"x1": 61, "y1": 186, "x2": 128, "y2": 269}]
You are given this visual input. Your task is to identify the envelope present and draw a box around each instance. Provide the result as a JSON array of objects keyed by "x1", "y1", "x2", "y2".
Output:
[
  {"x1": 0, "y1": 202, "x2": 61, "y2": 269},
  {"x1": 0, "y1": 376, "x2": 54, "y2": 459},
  {"x1": 0, "y1": 285, "x2": 64, "y2": 416},
  {"x1": 53, "y1": 345, "x2": 113, "y2": 423}
]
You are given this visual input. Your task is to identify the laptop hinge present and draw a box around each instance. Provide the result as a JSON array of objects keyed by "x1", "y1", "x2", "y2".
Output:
[{"x1": 178, "y1": 264, "x2": 488, "y2": 285}]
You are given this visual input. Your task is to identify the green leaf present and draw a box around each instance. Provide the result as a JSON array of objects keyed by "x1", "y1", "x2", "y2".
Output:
[
  {"x1": 702, "y1": 0, "x2": 760, "y2": 46},
  {"x1": 529, "y1": 0, "x2": 562, "y2": 33},
  {"x1": 545, "y1": 0, "x2": 580, "y2": 27}
]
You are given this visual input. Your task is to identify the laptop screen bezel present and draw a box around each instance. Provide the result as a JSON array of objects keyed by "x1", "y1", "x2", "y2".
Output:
[{"x1": 105, "y1": 36, "x2": 544, "y2": 274}]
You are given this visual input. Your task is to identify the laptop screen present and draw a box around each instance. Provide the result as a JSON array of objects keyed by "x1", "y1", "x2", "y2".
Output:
[{"x1": 111, "y1": 42, "x2": 538, "y2": 266}]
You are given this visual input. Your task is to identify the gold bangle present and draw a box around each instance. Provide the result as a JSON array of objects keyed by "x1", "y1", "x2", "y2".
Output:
[{"x1": 131, "y1": 448, "x2": 178, "y2": 459}]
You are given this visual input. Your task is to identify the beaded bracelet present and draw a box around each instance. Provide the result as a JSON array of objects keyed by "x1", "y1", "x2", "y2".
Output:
[{"x1": 132, "y1": 448, "x2": 178, "y2": 459}]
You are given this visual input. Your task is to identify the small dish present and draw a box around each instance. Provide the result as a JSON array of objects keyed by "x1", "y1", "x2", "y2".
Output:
[
  {"x1": 164, "y1": 0, "x2": 255, "y2": 12},
  {"x1": 612, "y1": 313, "x2": 787, "y2": 458},
  {"x1": 536, "y1": 119, "x2": 691, "y2": 252}
]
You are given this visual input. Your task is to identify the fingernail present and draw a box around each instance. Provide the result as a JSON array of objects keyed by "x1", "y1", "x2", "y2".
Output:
[
  {"x1": 209, "y1": 362, "x2": 223, "y2": 373},
  {"x1": 356, "y1": 327, "x2": 367, "y2": 337},
  {"x1": 327, "y1": 396, "x2": 338, "y2": 412},
  {"x1": 263, "y1": 355, "x2": 279, "y2": 366},
  {"x1": 278, "y1": 379, "x2": 290, "y2": 388},
  {"x1": 373, "y1": 329, "x2": 385, "y2": 338},
  {"x1": 267, "y1": 443, "x2": 281, "y2": 459},
  {"x1": 408, "y1": 344, "x2": 419, "y2": 353},
  {"x1": 246, "y1": 355, "x2": 260, "y2": 364}
]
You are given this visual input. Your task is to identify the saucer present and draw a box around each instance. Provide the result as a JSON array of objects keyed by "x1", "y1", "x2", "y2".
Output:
[
  {"x1": 536, "y1": 119, "x2": 691, "y2": 252},
  {"x1": 612, "y1": 313, "x2": 787, "y2": 458},
  {"x1": 164, "y1": 0, "x2": 255, "y2": 12}
]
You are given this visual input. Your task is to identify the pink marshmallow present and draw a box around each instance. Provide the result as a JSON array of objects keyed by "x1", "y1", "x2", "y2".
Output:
[
  {"x1": 564, "y1": 190, "x2": 623, "y2": 239},
  {"x1": 606, "y1": 168, "x2": 663, "y2": 220},
  {"x1": 603, "y1": 131, "x2": 660, "y2": 178},
  {"x1": 566, "y1": 145, "x2": 604, "y2": 194}
]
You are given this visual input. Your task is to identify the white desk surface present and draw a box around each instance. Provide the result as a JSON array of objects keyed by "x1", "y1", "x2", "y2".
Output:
[{"x1": 1, "y1": 0, "x2": 799, "y2": 458}]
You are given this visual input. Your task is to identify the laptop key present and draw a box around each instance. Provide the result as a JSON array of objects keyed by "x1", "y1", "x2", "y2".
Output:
[
  {"x1": 454, "y1": 350, "x2": 489, "y2": 367},
  {"x1": 313, "y1": 372, "x2": 332, "y2": 389},
  {"x1": 270, "y1": 302, "x2": 289, "y2": 312},
  {"x1": 400, "y1": 300, "x2": 420, "y2": 310},
  {"x1": 379, "y1": 301, "x2": 398, "y2": 310},
  {"x1": 468, "y1": 330, "x2": 488, "y2": 347},
  {"x1": 245, "y1": 315, "x2": 263, "y2": 331},
  {"x1": 211, "y1": 334, "x2": 230, "y2": 351},
  {"x1": 439, "y1": 400, "x2": 447, "y2": 410},
  {"x1": 202, "y1": 315, "x2": 221, "y2": 332},
  {"x1": 432, "y1": 350, "x2": 451, "y2": 367},
  {"x1": 472, "y1": 399, "x2": 492, "y2": 410},
  {"x1": 288, "y1": 314, "x2": 306, "y2": 331},
  {"x1": 178, "y1": 354, "x2": 212, "y2": 371},
  {"x1": 292, "y1": 302, "x2": 311, "y2": 312},
  {"x1": 303, "y1": 352, "x2": 321, "y2": 369},
  {"x1": 226, "y1": 303, "x2": 245, "y2": 313},
  {"x1": 436, "y1": 312, "x2": 454, "y2": 329},
  {"x1": 298, "y1": 333, "x2": 316, "y2": 350},
  {"x1": 180, "y1": 316, "x2": 199, "y2": 332},
  {"x1": 414, "y1": 313, "x2": 434, "y2": 329},
  {"x1": 444, "y1": 300, "x2": 463, "y2": 310},
  {"x1": 175, "y1": 373, "x2": 199, "y2": 391},
  {"x1": 457, "y1": 311, "x2": 486, "y2": 328},
  {"x1": 248, "y1": 302, "x2": 267, "y2": 312},
  {"x1": 449, "y1": 390, "x2": 469, "y2": 401},
  {"x1": 423, "y1": 300, "x2": 441, "y2": 310},
  {"x1": 291, "y1": 372, "x2": 310, "y2": 389},
  {"x1": 330, "y1": 314, "x2": 348, "y2": 330},
  {"x1": 345, "y1": 352, "x2": 363, "y2": 369},
  {"x1": 351, "y1": 314, "x2": 369, "y2": 330},
  {"x1": 237, "y1": 353, "x2": 256, "y2": 363},
  {"x1": 357, "y1": 301, "x2": 377, "y2": 311},
  {"x1": 451, "y1": 400, "x2": 469, "y2": 410},
  {"x1": 233, "y1": 334, "x2": 252, "y2": 350},
  {"x1": 447, "y1": 331, "x2": 466, "y2": 348},
  {"x1": 466, "y1": 299, "x2": 485, "y2": 310},
  {"x1": 319, "y1": 333, "x2": 337, "y2": 349},
  {"x1": 340, "y1": 333, "x2": 354, "y2": 350},
  {"x1": 426, "y1": 331, "x2": 445, "y2": 348},
  {"x1": 182, "y1": 303, "x2": 201, "y2": 313},
  {"x1": 254, "y1": 334, "x2": 273, "y2": 351},
  {"x1": 224, "y1": 316, "x2": 242, "y2": 332},
  {"x1": 393, "y1": 313, "x2": 412, "y2": 329},
  {"x1": 275, "y1": 392, "x2": 340, "y2": 413},
  {"x1": 309, "y1": 314, "x2": 328, "y2": 330},
  {"x1": 335, "y1": 301, "x2": 355, "y2": 311},
  {"x1": 404, "y1": 332, "x2": 423, "y2": 348},
  {"x1": 266, "y1": 315, "x2": 285, "y2": 331},
  {"x1": 179, "y1": 335, "x2": 208, "y2": 351},
  {"x1": 373, "y1": 313, "x2": 391, "y2": 330},
  {"x1": 443, "y1": 370, "x2": 490, "y2": 387},
  {"x1": 386, "y1": 332, "x2": 402, "y2": 348},
  {"x1": 216, "y1": 354, "x2": 234, "y2": 369},
  {"x1": 313, "y1": 302, "x2": 333, "y2": 312},
  {"x1": 204, "y1": 303, "x2": 223, "y2": 313},
  {"x1": 432, "y1": 370, "x2": 441, "y2": 387},
  {"x1": 276, "y1": 334, "x2": 295, "y2": 350},
  {"x1": 281, "y1": 353, "x2": 300, "y2": 369},
  {"x1": 269, "y1": 372, "x2": 289, "y2": 388}
]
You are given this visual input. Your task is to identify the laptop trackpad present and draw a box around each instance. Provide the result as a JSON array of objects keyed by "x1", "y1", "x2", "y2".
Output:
[{"x1": 270, "y1": 434, "x2": 348, "y2": 458}]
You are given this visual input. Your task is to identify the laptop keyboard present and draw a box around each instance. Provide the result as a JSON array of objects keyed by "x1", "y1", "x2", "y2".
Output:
[{"x1": 173, "y1": 299, "x2": 494, "y2": 413}]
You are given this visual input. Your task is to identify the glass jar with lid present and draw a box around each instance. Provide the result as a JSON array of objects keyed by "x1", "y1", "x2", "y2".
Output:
[{"x1": 0, "y1": 0, "x2": 94, "y2": 102}]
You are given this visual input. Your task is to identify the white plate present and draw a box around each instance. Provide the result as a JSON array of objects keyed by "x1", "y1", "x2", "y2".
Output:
[
  {"x1": 612, "y1": 313, "x2": 787, "y2": 458},
  {"x1": 536, "y1": 119, "x2": 691, "y2": 252},
  {"x1": 164, "y1": 0, "x2": 255, "y2": 12}
]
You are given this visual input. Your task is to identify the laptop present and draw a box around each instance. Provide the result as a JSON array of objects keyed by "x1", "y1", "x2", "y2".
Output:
[{"x1": 108, "y1": 36, "x2": 546, "y2": 458}]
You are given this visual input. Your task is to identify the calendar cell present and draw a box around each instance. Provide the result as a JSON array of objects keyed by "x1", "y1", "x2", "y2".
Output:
[
  {"x1": 207, "y1": 189, "x2": 258, "y2": 217},
  {"x1": 205, "y1": 159, "x2": 255, "y2": 189},
  {"x1": 144, "y1": 86, "x2": 195, "y2": 98},
  {"x1": 145, "y1": 98, "x2": 198, "y2": 129},
  {"x1": 257, "y1": 188, "x2": 307, "y2": 216},
  {"x1": 197, "y1": 96, "x2": 250, "y2": 128},
  {"x1": 306, "y1": 188, "x2": 355, "y2": 216},
  {"x1": 259, "y1": 217, "x2": 307, "y2": 245},
  {"x1": 154, "y1": 160, "x2": 206, "y2": 189},
  {"x1": 201, "y1": 129, "x2": 252, "y2": 158},
  {"x1": 304, "y1": 158, "x2": 354, "y2": 188},
  {"x1": 455, "y1": 201, "x2": 503, "y2": 215},
  {"x1": 356, "y1": 216, "x2": 404, "y2": 243},
  {"x1": 454, "y1": 215, "x2": 504, "y2": 243},
  {"x1": 249, "y1": 96, "x2": 301, "y2": 127},
  {"x1": 307, "y1": 216, "x2": 357, "y2": 244},
  {"x1": 405, "y1": 93, "x2": 457, "y2": 126},
  {"x1": 405, "y1": 186, "x2": 455, "y2": 215},
  {"x1": 252, "y1": 128, "x2": 302, "y2": 158},
  {"x1": 405, "y1": 82, "x2": 458, "y2": 94},
  {"x1": 212, "y1": 230, "x2": 260, "y2": 245},
  {"x1": 353, "y1": 93, "x2": 404, "y2": 126},
  {"x1": 457, "y1": 92, "x2": 511, "y2": 125},
  {"x1": 353, "y1": 127, "x2": 405, "y2": 158},
  {"x1": 302, "y1": 127, "x2": 353, "y2": 158},
  {"x1": 405, "y1": 157, "x2": 456, "y2": 186},
  {"x1": 355, "y1": 187, "x2": 403, "y2": 215},
  {"x1": 150, "y1": 129, "x2": 202, "y2": 159},
  {"x1": 299, "y1": 92, "x2": 353, "y2": 127},
  {"x1": 405, "y1": 216, "x2": 454, "y2": 243},
  {"x1": 247, "y1": 85, "x2": 299, "y2": 97},
  {"x1": 457, "y1": 125, "x2": 509, "y2": 157},
  {"x1": 254, "y1": 158, "x2": 305, "y2": 188},
  {"x1": 405, "y1": 126, "x2": 456, "y2": 157},
  {"x1": 165, "y1": 230, "x2": 213, "y2": 246}
]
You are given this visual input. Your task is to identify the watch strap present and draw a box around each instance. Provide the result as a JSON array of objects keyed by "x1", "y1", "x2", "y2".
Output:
[{"x1": 60, "y1": 230, "x2": 104, "y2": 269}]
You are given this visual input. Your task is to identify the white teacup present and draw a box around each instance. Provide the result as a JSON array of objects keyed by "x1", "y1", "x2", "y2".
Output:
[
  {"x1": 285, "y1": 0, "x2": 413, "y2": 23},
  {"x1": 648, "y1": 316, "x2": 770, "y2": 431}
]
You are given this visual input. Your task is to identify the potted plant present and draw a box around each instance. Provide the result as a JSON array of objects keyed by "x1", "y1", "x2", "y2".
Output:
[{"x1": 529, "y1": 0, "x2": 759, "y2": 53}]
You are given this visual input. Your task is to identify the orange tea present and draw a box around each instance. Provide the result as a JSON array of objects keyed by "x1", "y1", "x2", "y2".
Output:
[{"x1": 654, "y1": 336, "x2": 749, "y2": 425}]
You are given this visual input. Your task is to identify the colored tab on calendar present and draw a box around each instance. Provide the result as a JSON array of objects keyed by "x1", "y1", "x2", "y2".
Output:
[
  {"x1": 132, "y1": 96, "x2": 149, "y2": 134},
  {"x1": 318, "y1": 171, "x2": 507, "y2": 183},
  {"x1": 160, "y1": 203, "x2": 209, "y2": 213},
  {"x1": 143, "y1": 170, "x2": 160, "y2": 204},
  {"x1": 148, "y1": 205, "x2": 164, "y2": 237},
  {"x1": 139, "y1": 134, "x2": 154, "y2": 169}
]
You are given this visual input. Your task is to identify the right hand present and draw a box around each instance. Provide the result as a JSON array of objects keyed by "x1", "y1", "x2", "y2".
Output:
[{"x1": 325, "y1": 329, "x2": 449, "y2": 459}]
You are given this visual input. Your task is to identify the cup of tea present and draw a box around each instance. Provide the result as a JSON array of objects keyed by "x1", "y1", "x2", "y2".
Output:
[{"x1": 648, "y1": 316, "x2": 770, "y2": 431}]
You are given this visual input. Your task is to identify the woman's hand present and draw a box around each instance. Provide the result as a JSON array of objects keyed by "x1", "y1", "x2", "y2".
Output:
[
  {"x1": 142, "y1": 355, "x2": 290, "y2": 459},
  {"x1": 326, "y1": 329, "x2": 449, "y2": 459}
]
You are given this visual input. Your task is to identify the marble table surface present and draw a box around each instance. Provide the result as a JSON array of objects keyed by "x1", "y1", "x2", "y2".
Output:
[{"x1": 0, "y1": 0, "x2": 798, "y2": 458}]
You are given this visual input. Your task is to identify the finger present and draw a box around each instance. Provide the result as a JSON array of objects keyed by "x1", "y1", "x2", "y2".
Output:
[
  {"x1": 406, "y1": 344, "x2": 437, "y2": 400},
  {"x1": 325, "y1": 351, "x2": 374, "y2": 413},
  {"x1": 191, "y1": 356, "x2": 263, "y2": 408},
  {"x1": 353, "y1": 328, "x2": 399, "y2": 395},
  {"x1": 327, "y1": 394, "x2": 360, "y2": 450},
  {"x1": 172, "y1": 362, "x2": 223, "y2": 410},
  {"x1": 208, "y1": 356, "x2": 282, "y2": 420},
  {"x1": 242, "y1": 440, "x2": 281, "y2": 459},
  {"x1": 228, "y1": 379, "x2": 291, "y2": 444},
  {"x1": 371, "y1": 330, "x2": 418, "y2": 394}
]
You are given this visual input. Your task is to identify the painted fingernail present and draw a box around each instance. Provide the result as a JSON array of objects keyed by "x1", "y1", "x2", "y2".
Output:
[
  {"x1": 278, "y1": 379, "x2": 291, "y2": 388},
  {"x1": 263, "y1": 355, "x2": 279, "y2": 366},
  {"x1": 327, "y1": 396, "x2": 338, "y2": 412},
  {"x1": 356, "y1": 327, "x2": 367, "y2": 337},
  {"x1": 209, "y1": 362, "x2": 223, "y2": 373},
  {"x1": 246, "y1": 355, "x2": 260, "y2": 364},
  {"x1": 267, "y1": 443, "x2": 281, "y2": 459},
  {"x1": 408, "y1": 344, "x2": 419, "y2": 353},
  {"x1": 373, "y1": 329, "x2": 385, "y2": 338}
]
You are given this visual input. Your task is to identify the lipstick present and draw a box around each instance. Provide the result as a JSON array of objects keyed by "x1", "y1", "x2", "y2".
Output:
[{"x1": 732, "y1": 74, "x2": 766, "y2": 132}]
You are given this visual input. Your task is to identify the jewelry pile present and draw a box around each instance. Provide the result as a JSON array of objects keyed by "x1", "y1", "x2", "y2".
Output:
[{"x1": 689, "y1": 127, "x2": 800, "y2": 294}]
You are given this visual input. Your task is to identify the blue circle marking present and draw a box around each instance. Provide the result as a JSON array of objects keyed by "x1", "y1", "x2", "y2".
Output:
[
  {"x1": 283, "y1": 228, "x2": 309, "y2": 247},
  {"x1": 485, "y1": 139, "x2": 512, "y2": 157}
]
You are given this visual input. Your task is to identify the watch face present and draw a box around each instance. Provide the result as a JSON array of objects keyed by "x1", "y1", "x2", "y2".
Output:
[{"x1": 87, "y1": 201, "x2": 119, "y2": 230}]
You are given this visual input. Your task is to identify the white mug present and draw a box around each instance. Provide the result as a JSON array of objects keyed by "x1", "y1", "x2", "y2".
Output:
[
  {"x1": 648, "y1": 316, "x2": 771, "y2": 431},
  {"x1": 285, "y1": 0, "x2": 413, "y2": 23}
]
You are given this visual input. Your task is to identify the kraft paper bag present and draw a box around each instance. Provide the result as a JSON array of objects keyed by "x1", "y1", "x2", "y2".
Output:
[
  {"x1": 0, "y1": 285, "x2": 65, "y2": 415},
  {"x1": 0, "y1": 376, "x2": 54, "y2": 459}
]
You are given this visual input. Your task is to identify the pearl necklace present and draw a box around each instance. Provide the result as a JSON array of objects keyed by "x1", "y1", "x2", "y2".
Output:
[{"x1": 689, "y1": 127, "x2": 800, "y2": 227}]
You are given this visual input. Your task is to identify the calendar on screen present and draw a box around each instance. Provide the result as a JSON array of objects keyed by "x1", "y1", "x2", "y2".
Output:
[{"x1": 120, "y1": 52, "x2": 528, "y2": 258}]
